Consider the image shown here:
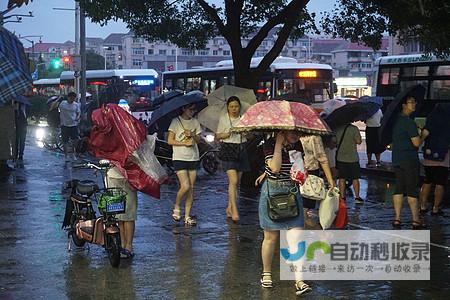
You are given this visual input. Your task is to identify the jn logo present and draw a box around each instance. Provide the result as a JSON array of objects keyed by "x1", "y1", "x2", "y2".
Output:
[{"x1": 281, "y1": 241, "x2": 331, "y2": 261}]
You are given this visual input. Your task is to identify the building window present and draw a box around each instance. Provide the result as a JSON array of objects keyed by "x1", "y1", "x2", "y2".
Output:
[
  {"x1": 172, "y1": 49, "x2": 176, "y2": 55},
  {"x1": 292, "y1": 51, "x2": 298, "y2": 57},
  {"x1": 132, "y1": 48, "x2": 144, "y2": 55},
  {"x1": 132, "y1": 59, "x2": 142, "y2": 67},
  {"x1": 159, "y1": 49, "x2": 167, "y2": 55},
  {"x1": 223, "y1": 50, "x2": 231, "y2": 56},
  {"x1": 118, "y1": 46, "x2": 122, "y2": 50},
  {"x1": 148, "y1": 49, "x2": 154, "y2": 55},
  {"x1": 198, "y1": 49, "x2": 209, "y2": 56},
  {"x1": 213, "y1": 50, "x2": 218, "y2": 56},
  {"x1": 132, "y1": 38, "x2": 142, "y2": 43},
  {"x1": 256, "y1": 50, "x2": 265, "y2": 56},
  {"x1": 181, "y1": 49, "x2": 195, "y2": 56}
]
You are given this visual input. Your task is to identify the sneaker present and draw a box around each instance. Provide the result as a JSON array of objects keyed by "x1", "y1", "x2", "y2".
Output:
[{"x1": 355, "y1": 197, "x2": 364, "y2": 204}]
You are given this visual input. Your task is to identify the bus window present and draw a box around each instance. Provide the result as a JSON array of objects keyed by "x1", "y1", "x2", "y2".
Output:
[
  {"x1": 380, "y1": 67, "x2": 400, "y2": 85},
  {"x1": 176, "y1": 78, "x2": 185, "y2": 90},
  {"x1": 186, "y1": 77, "x2": 201, "y2": 91},
  {"x1": 219, "y1": 76, "x2": 228, "y2": 86},
  {"x1": 400, "y1": 81, "x2": 429, "y2": 98},
  {"x1": 210, "y1": 80, "x2": 217, "y2": 93},
  {"x1": 202, "y1": 80, "x2": 209, "y2": 94},
  {"x1": 277, "y1": 79, "x2": 294, "y2": 96},
  {"x1": 165, "y1": 78, "x2": 173, "y2": 91},
  {"x1": 436, "y1": 65, "x2": 450, "y2": 76},
  {"x1": 431, "y1": 80, "x2": 450, "y2": 99},
  {"x1": 403, "y1": 66, "x2": 429, "y2": 77}
]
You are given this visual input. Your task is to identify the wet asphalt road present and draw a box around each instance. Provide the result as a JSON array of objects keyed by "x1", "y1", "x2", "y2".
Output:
[{"x1": 0, "y1": 128, "x2": 449, "y2": 300}]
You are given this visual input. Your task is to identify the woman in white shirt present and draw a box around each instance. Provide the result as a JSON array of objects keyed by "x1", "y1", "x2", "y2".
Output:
[
  {"x1": 215, "y1": 96, "x2": 250, "y2": 222},
  {"x1": 167, "y1": 104, "x2": 202, "y2": 226},
  {"x1": 365, "y1": 109, "x2": 384, "y2": 167}
]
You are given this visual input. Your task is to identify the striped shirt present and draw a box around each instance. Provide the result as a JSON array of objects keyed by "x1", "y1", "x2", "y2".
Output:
[{"x1": 263, "y1": 138, "x2": 302, "y2": 182}]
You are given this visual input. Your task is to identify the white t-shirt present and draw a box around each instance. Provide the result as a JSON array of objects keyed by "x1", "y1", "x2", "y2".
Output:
[
  {"x1": 365, "y1": 109, "x2": 383, "y2": 127},
  {"x1": 216, "y1": 113, "x2": 247, "y2": 144},
  {"x1": 59, "y1": 100, "x2": 80, "y2": 127},
  {"x1": 168, "y1": 117, "x2": 202, "y2": 161}
]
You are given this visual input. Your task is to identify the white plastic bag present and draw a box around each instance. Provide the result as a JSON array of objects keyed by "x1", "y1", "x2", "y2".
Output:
[
  {"x1": 130, "y1": 134, "x2": 168, "y2": 183},
  {"x1": 319, "y1": 187, "x2": 340, "y2": 230},
  {"x1": 289, "y1": 150, "x2": 308, "y2": 185}
]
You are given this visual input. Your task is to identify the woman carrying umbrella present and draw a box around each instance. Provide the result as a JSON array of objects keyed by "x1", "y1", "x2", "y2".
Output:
[
  {"x1": 167, "y1": 104, "x2": 203, "y2": 226},
  {"x1": 215, "y1": 96, "x2": 250, "y2": 222}
]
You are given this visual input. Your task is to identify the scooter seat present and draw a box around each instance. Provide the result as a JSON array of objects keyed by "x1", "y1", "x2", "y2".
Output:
[{"x1": 76, "y1": 180, "x2": 99, "y2": 196}]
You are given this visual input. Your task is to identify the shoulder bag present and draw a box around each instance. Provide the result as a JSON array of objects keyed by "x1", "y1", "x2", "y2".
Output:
[
  {"x1": 299, "y1": 174, "x2": 326, "y2": 201},
  {"x1": 266, "y1": 181, "x2": 299, "y2": 221}
]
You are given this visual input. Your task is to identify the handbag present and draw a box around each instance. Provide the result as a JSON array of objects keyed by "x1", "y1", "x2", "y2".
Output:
[
  {"x1": 334, "y1": 197, "x2": 348, "y2": 229},
  {"x1": 319, "y1": 187, "x2": 340, "y2": 230},
  {"x1": 299, "y1": 174, "x2": 326, "y2": 201},
  {"x1": 266, "y1": 181, "x2": 299, "y2": 222}
]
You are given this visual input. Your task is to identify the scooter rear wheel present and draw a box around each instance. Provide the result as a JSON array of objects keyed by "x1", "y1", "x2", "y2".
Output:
[
  {"x1": 106, "y1": 233, "x2": 121, "y2": 268},
  {"x1": 71, "y1": 232, "x2": 86, "y2": 247}
]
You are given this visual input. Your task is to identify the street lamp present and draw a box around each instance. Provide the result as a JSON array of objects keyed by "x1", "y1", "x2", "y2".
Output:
[{"x1": 18, "y1": 35, "x2": 43, "y2": 71}]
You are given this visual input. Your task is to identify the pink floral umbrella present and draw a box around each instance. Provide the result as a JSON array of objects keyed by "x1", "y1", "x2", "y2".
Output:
[{"x1": 231, "y1": 100, "x2": 331, "y2": 135}]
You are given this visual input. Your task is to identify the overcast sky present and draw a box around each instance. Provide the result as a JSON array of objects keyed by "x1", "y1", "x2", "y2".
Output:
[{"x1": 3, "y1": 0, "x2": 336, "y2": 44}]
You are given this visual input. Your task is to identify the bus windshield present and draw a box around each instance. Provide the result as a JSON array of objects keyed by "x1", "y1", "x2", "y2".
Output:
[{"x1": 276, "y1": 78, "x2": 332, "y2": 103}]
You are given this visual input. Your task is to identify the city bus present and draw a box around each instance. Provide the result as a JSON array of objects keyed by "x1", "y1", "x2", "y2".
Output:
[
  {"x1": 373, "y1": 54, "x2": 450, "y2": 116},
  {"x1": 162, "y1": 57, "x2": 335, "y2": 110},
  {"x1": 33, "y1": 78, "x2": 62, "y2": 97},
  {"x1": 60, "y1": 69, "x2": 160, "y2": 106}
]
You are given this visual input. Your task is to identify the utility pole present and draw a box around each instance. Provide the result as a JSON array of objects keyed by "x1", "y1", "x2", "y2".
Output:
[
  {"x1": 79, "y1": 0, "x2": 86, "y2": 112},
  {"x1": 74, "y1": 1, "x2": 80, "y2": 97}
]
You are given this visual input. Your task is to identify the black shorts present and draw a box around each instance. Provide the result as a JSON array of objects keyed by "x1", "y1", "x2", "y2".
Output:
[
  {"x1": 61, "y1": 125, "x2": 79, "y2": 143},
  {"x1": 394, "y1": 160, "x2": 419, "y2": 198},
  {"x1": 173, "y1": 160, "x2": 199, "y2": 171},
  {"x1": 423, "y1": 166, "x2": 449, "y2": 186},
  {"x1": 336, "y1": 161, "x2": 360, "y2": 180}
]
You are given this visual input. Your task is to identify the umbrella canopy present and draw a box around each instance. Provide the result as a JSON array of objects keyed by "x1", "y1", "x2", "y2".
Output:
[
  {"x1": 323, "y1": 102, "x2": 370, "y2": 130},
  {"x1": 206, "y1": 85, "x2": 257, "y2": 106},
  {"x1": 359, "y1": 96, "x2": 383, "y2": 106},
  {"x1": 231, "y1": 100, "x2": 331, "y2": 135},
  {"x1": 198, "y1": 85, "x2": 256, "y2": 132},
  {"x1": 148, "y1": 91, "x2": 207, "y2": 133},
  {"x1": 152, "y1": 90, "x2": 183, "y2": 107},
  {"x1": 379, "y1": 84, "x2": 426, "y2": 146},
  {"x1": 14, "y1": 95, "x2": 31, "y2": 106},
  {"x1": 424, "y1": 103, "x2": 450, "y2": 145},
  {"x1": 0, "y1": 27, "x2": 32, "y2": 104},
  {"x1": 358, "y1": 96, "x2": 383, "y2": 119},
  {"x1": 320, "y1": 99, "x2": 346, "y2": 118}
]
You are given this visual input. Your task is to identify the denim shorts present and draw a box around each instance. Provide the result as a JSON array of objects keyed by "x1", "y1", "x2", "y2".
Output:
[{"x1": 258, "y1": 179, "x2": 304, "y2": 230}]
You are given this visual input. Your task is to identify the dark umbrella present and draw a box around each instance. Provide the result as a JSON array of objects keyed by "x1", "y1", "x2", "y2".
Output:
[
  {"x1": 424, "y1": 103, "x2": 450, "y2": 145},
  {"x1": 358, "y1": 96, "x2": 383, "y2": 119},
  {"x1": 379, "y1": 84, "x2": 426, "y2": 147},
  {"x1": 148, "y1": 91, "x2": 207, "y2": 133},
  {"x1": 323, "y1": 102, "x2": 369, "y2": 130},
  {"x1": 0, "y1": 27, "x2": 32, "y2": 104},
  {"x1": 15, "y1": 95, "x2": 31, "y2": 106},
  {"x1": 152, "y1": 90, "x2": 183, "y2": 107}
]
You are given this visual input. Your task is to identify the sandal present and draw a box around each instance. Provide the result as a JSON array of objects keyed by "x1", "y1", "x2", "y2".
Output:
[
  {"x1": 260, "y1": 272, "x2": 273, "y2": 288},
  {"x1": 120, "y1": 248, "x2": 135, "y2": 259},
  {"x1": 295, "y1": 281, "x2": 312, "y2": 296},
  {"x1": 419, "y1": 208, "x2": 429, "y2": 215},
  {"x1": 431, "y1": 209, "x2": 445, "y2": 216},
  {"x1": 172, "y1": 208, "x2": 181, "y2": 222},
  {"x1": 354, "y1": 197, "x2": 364, "y2": 204},
  {"x1": 412, "y1": 220, "x2": 426, "y2": 230},
  {"x1": 392, "y1": 219, "x2": 401, "y2": 229},
  {"x1": 184, "y1": 216, "x2": 197, "y2": 226}
]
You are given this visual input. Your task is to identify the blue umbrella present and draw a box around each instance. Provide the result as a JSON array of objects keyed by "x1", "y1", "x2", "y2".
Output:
[
  {"x1": 152, "y1": 90, "x2": 183, "y2": 107},
  {"x1": 358, "y1": 96, "x2": 382, "y2": 119},
  {"x1": 148, "y1": 91, "x2": 207, "y2": 133},
  {"x1": 0, "y1": 27, "x2": 32, "y2": 104}
]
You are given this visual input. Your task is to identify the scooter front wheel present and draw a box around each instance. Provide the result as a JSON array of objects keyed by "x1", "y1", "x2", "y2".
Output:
[{"x1": 106, "y1": 233, "x2": 121, "y2": 268}]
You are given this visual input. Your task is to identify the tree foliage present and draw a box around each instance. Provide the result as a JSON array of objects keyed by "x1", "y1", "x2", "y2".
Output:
[
  {"x1": 80, "y1": 0, "x2": 450, "y2": 88},
  {"x1": 321, "y1": 0, "x2": 450, "y2": 57}
]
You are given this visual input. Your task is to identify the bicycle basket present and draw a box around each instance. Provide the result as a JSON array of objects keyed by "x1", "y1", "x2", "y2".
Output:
[{"x1": 98, "y1": 188, "x2": 127, "y2": 214}]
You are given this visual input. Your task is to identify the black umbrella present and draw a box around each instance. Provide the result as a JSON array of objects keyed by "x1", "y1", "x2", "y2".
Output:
[
  {"x1": 323, "y1": 102, "x2": 369, "y2": 130},
  {"x1": 148, "y1": 91, "x2": 207, "y2": 133},
  {"x1": 15, "y1": 95, "x2": 31, "y2": 106},
  {"x1": 379, "y1": 84, "x2": 426, "y2": 147},
  {"x1": 424, "y1": 103, "x2": 450, "y2": 145},
  {"x1": 358, "y1": 96, "x2": 382, "y2": 119},
  {"x1": 152, "y1": 90, "x2": 183, "y2": 107}
]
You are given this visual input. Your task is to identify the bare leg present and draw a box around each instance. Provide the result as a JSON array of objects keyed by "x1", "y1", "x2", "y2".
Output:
[
  {"x1": 393, "y1": 194, "x2": 403, "y2": 221},
  {"x1": 226, "y1": 169, "x2": 240, "y2": 221},
  {"x1": 432, "y1": 185, "x2": 445, "y2": 213},
  {"x1": 261, "y1": 230, "x2": 279, "y2": 273},
  {"x1": 375, "y1": 153, "x2": 381, "y2": 164},
  {"x1": 175, "y1": 170, "x2": 191, "y2": 212},
  {"x1": 352, "y1": 179, "x2": 360, "y2": 198},
  {"x1": 407, "y1": 196, "x2": 420, "y2": 223},
  {"x1": 119, "y1": 221, "x2": 125, "y2": 249},
  {"x1": 367, "y1": 152, "x2": 373, "y2": 164},
  {"x1": 184, "y1": 170, "x2": 197, "y2": 219},
  {"x1": 338, "y1": 178, "x2": 346, "y2": 199},
  {"x1": 122, "y1": 221, "x2": 135, "y2": 252},
  {"x1": 419, "y1": 183, "x2": 431, "y2": 210},
  {"x1": 285, "y1": 228, "x2": 308, "y2": 286}
]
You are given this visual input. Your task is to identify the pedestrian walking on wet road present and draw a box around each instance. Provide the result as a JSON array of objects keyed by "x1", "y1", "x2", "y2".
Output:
[
  {"x1": 59, "y1": 92, "x2": 80, "y2": 161},
  {"x1": 256, "y1": 131, "x2": 311, "y2": 296},
  {"x1": 167, "y1": 104, "x2": 202, "y2": 226},
  {"x1": 215, "y1": 96, "x2": 250, "y2": 222},
  {"x1": 335, "y1": 123, "x2": 364, "y2": 203},
  {"x1": 14, "y1": 99, "x2": 28, "y2": 162},
  {"x1": 365, "y1": 108, "x2": 384, "y2": 167},
  {"x1": 391, "y1": 95, "x2": 428, "y2": 229}
]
